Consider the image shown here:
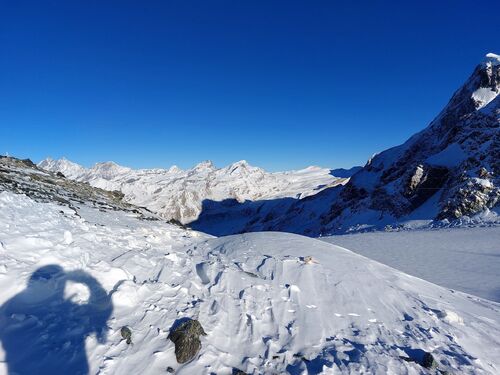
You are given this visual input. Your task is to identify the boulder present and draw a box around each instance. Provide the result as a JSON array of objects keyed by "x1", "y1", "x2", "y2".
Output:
[{"x1": 168, "y1": 319, "x2": 206, "y2": 364}]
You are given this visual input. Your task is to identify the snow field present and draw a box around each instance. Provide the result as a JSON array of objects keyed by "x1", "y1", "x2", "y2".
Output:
[{"x1": 0, "y1": 192, "x2": 499, "y2": 374}]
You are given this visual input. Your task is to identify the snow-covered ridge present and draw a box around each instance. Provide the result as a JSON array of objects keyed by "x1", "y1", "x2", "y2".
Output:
[
  {"x1": 484, "y1": 52, "x2": 500, "y2": 67},
  {"x1": 39, "y1": 158, "x2": 347, "y2": 224}
]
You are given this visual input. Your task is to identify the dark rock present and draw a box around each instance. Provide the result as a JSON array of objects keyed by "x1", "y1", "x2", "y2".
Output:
[
  {"x1": 120, "y1": 326, "x2": 132, "y2": 344},
  {"x1": 168, "y1": 319, "x2": 206, "y2": 364},
  {"x1": 421, "y1": 351, "x2": 437, "y2": 369},
  {"x1": 21, "y1": 158, "x2": 36, "y2": 168},
  {"x1": 404, "y1": 165, "x2": 449, "y2": 209},
  {"x1": 56, "y1": 171, "x2": 66, "y2": 178},
  {"x1": 166, "y1": 367, "x2": 175, "y2": 373}
]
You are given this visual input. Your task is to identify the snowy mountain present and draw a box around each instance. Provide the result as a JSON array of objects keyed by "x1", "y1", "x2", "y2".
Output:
[
  {"x1": 317, "y1": 52, "x2": 500, "y2": 232},
  {"x1": 192, "y1": 53, "x2": 500, "y2": 235},
  {"x1": 38, "y1": 157, "x2": 346, "y2": 224},
  {"x1": 39, "y1": 54, "x2": 500, "y2": 236},
  {"x1": 1, "y1": 157, "x2": 499, "y2": 374}
]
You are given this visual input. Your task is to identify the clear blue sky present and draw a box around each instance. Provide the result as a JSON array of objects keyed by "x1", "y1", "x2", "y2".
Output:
[{"x1": 1, "y1": 1, "x2": 499, "y2": 171}]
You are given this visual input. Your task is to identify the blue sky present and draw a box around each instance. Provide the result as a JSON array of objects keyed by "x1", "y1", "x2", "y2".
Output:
[{"x1": 1, "y1": 1, "x2": 499, "y2": 171}]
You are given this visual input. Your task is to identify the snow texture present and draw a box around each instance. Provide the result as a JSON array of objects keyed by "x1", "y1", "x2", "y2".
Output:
[
  {"x1": 0, "y1": 191, "x2": 499, "y2": 374},
  {"x1": 322, "y1": 227, "x2": 500, "y2": 302}
]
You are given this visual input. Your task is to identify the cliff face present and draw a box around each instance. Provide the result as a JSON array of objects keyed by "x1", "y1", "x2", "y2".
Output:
[{"x1": 316, "y1": 53, "x2": 500, "y2": 232}]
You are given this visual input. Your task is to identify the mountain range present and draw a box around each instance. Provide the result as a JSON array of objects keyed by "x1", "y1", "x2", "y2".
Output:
[{"x1": 39, "y1": 53, "x2": 499, "y2": 235}]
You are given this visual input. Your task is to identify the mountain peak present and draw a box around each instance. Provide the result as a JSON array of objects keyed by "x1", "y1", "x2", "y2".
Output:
[
  {"x1": 484, "y1": 52, "x2": 500, "y2": 67},
  {"x1": 193, "y1": 160, "x2": 215, "y2": 170},
  {"x1": 37, "y1": 157, "x2": 87, "y2": 179},
  {"x1": 168, "y1": 165, "x2": 182, "y2": 173},
  {"x1": 90, "y1": 161, "x2": 131, "y2": 178},
  {"x1": 229, "y1": 160, "x2": 249, "y2": 168}
]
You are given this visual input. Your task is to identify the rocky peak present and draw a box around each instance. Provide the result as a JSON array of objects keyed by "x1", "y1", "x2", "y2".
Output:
[
  {"x1": 225, "y1": 160, "x2": 263, "y2": 175},
  {"x1": 193, "y1": 160, "x2": 215, "y2": 171},
  {"x1": 314, "y1": 53, "x2": 500, "y2": 232}
]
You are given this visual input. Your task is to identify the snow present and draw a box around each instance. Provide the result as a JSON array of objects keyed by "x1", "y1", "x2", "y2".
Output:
[
  {"x1": 321, "y1": 227, "x2": 500, "y2": 302},
  {"x1": 425, "y1": 143, "x2": 467, "y2": 168},
  {"x1": 484, "y1": 52, "x2": 500, "y2": 67},
  {"x1": 0, "y1": 191, "x2": 499, "y2": 374},
  {"x1": 472, "y1": 87, "x2": 498, "y2": 109},
  {"x1": 38, "y1": 157, "x2": 87, "y2": 179}
]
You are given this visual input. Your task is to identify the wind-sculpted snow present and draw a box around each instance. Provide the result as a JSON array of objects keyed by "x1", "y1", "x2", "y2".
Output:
[
  {"x1": 0, "y1": 191, "x2": 499, "y2": 374},
  {"x1": 39, "y1": 158, "x2": 345, "y2": 225}
]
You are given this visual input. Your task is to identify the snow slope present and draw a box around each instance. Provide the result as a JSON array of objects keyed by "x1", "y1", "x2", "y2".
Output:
[
  {"x1": 321, "y1": 227, "x2": 500, "y2": 303},
  {"x1": 38, "y1": 158, "x2": 345, "y2": 224},
  {"x1": 0, "y1": 190, "x2": 499, "y2": 374}
]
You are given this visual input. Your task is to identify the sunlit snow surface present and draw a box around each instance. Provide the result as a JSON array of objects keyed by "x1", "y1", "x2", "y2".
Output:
[
  {"x1": 321, "y1": 227, "x2": 500, "y2": 303},
  {"x1": 0, "y1": 192, "x2": 499, "y2": 374}
]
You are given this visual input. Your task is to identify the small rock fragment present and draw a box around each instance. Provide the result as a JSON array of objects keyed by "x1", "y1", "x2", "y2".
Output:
[{"x1": 120, "y1": 326, "x2": 132, "y2": 344}]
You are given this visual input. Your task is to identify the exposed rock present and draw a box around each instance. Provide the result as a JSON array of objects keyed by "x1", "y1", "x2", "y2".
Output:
[
  {"x1": 168, "y1": 319, "x2": 206, "y2": 364},
  {"x1": 405, "y1": 165, "x2": 449, "y2": 210},
  {"x1": 0, "y1": 156, "x2": 160, "y2": 221},
  {"x1": 421, "y1": 351, "x2": 438, "y2": 369},
  {"x1": 120, "y1": 326, "x2": 132, "y2": 344}
]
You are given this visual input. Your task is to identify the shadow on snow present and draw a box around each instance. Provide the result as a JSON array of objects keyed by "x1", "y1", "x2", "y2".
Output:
[{"x1": 0, "y1": 265, "x2": 113, "y2": 375}]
